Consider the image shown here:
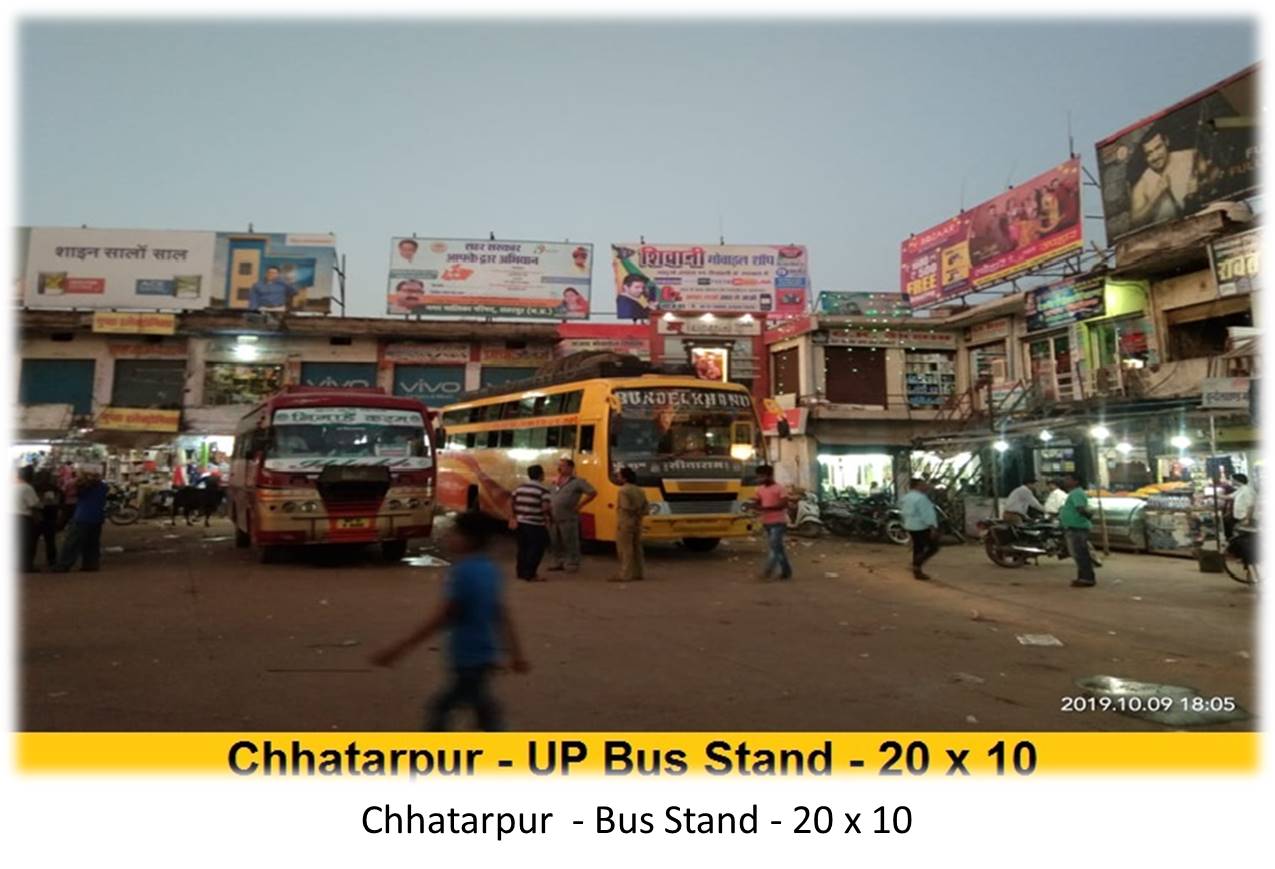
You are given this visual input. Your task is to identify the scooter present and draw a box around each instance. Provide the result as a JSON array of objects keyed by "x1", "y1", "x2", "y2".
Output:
[{"x1": 788, "y1": 490, "x2": 827, "y2": 538}]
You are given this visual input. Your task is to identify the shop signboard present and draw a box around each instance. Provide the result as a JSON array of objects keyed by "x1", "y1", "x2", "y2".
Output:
[
  {"x1": 1095, "y1": 65, "x2": 1258, "y2": 243},
  {"x1": 817, "y1": 291, "x2": 911, "y2": 318},
  {"x1": 23, "y1": 227, "x2": 217, "y2": 311},
  {"x1": 555, "y1": 337, "x2": 650, "y2": 360},
  {"x1": 1209, "y1": 229, "x2": 1261, "y2": 298},
  {"x1": 382, "y1": 342, "x2": 472, "y2": 364},
  {"x1": 479, "y1": 342, "x2": 551, "y2": 366},
  {"x1": 658, "y1": 315, "x2": 762, "y2": 336},
  {"x1": 760, "y1": 399, "x2": 808, "y2": 436},
  {"x1": 97, "y1": 407, "x2": 181, "y2": 432},
  {"x1": 92, "y1": 312, "x2": 177, "y2": 335},
  {"x1": 299, "y1": 362, "x2": 378, "y2": 389},
  {"x1": 765, "y1": 315, "x2": 814, "y2": 344},
  {"x1": 387, "y1": 237, "x2": 593, "y2": 319},
  {"x1": 212, "y1": 232, "x2": 337, "y2": 314},
  {"x1": 1024, "y1": 275, "x2": 1107, "y2": 333},
  {"x1": 1201, "y1": 377, "x2": 1252, "y2": 410},
  {"x1": 901, "y1": 158, "x2": 1083, "y2": 307},
  {"x1": 965, "y1": 317, "x2": 1011, "y2": 345},
  {"x1": 391, "y1": 365, "x2": 467, "y2": 406},
  {"x1": 817, "y1": 327, "x2": 957, "y2": 349},
  {"x1": 611, "y1": 243, "x2": 808, "y2": 316}
]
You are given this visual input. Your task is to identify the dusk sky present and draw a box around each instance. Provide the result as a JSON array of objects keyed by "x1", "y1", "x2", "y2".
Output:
[{"x1": 19, "y1": 18, "x2": 1257, "y2": 318}]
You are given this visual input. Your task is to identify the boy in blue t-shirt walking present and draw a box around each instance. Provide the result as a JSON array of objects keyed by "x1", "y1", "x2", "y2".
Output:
[{"x1": 372, "y1": 512, "x2": 529, "y2": 730}]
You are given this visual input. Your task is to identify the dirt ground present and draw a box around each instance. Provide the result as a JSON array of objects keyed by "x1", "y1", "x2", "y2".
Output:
[{"x1": 20, "y1": 516, "x2": 1258, "y2": 732}]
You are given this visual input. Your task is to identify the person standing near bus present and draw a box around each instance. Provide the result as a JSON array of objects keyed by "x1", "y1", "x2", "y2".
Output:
[
  {"x1": 510, "y1": 465, "x2": 553, "y2": 582},
  {"x1": 612, "y1": 466, "x2": 648, "y2": 582},
  {"x1": 750, "y1": 464, "x2": 793, "y2": 581},
  {"x1": 547, "y1": 458, "x2": 596, "y2": 574}
]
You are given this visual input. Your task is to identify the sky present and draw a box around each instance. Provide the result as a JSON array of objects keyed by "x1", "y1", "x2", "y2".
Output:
[{"x1": 18, "y1": 17, "x2": 1258, "y2": 319}]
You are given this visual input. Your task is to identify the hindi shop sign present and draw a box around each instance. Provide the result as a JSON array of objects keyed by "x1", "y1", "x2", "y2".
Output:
[
  {"x1": 92, "y1": 312, "x2": 177, "y2": 335},
  {"x1": 1024, "y1": 275, "x2": 1107, "y2": 333},
  {"x1": 97, "y1": 407, "x2": 181, "y2": 432},
  {"x1": 24, "y1": 228, "x2": 216, "y2": 311},
  {"x1": 387, "y1": 238, "x2": 593, "y2": 319},
  {"x1": 817, "y1": 328, "x2": 957, "y2": 349},
  {"x1": 610, "y1": 243, "x2": 809, "y2": 317},
  {"x1": 901, "y1": 158, "x2": 1083, "y2": 307},
  {"x1": 1202, "y1": 377, "x2": 1252, "y2": 410},
  {"x1": 1210, "y1": 229, "x2": 1261, "y2": 298}
]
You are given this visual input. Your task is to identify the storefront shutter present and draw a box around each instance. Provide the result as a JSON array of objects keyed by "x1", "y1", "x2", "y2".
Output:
[
  {"x1": 824, "y1": 347, "x2": 887, "y2": 405},
  {"x1": 19, "y1": 359, "x2": 95, "y2": 415}
]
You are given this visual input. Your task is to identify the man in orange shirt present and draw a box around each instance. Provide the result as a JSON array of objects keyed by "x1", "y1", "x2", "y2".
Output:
[{"x1": 749, "y1": 464, "x2": 793, "y2": 581}]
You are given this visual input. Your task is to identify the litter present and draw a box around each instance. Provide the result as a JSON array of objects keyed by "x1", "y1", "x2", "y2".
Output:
[
  {"x1": 824, "y1": 572, "x2": 839, "y2": 579},
  {"x1": 203, "y1": 536, "x2": 232, "y2": 542},
  {"x1": 1237, "y1": 651, "x2": 1251, "y2": 659},
  {"x1": 1163, "y1": 658, "x2": 1178, "y2": 664},
  {"x1": 163, "y1": 534, "x2": 180, "y2": 540},
  {"x1": 401, "y1": 555, "x2": 451, "y2": 568},
  {"x1": 799, "y1": 541, "x2": 814, "y2": 548},
  {"x1": 103, "y1": 546, "x2": 124, "y2": 553},
  {"x1": 1131, "y1": 596, "x2": 1143, "y2": 601},
  {"x1": 965, "y1": 715, "x2": 979, "y2": 725},
  {"x1": 1016, "y1": 633, "x2": 1064, "y2": 647},
  {"x1": 318, "y1": 599, "x2": 329, "y2": 606},
  {"x1": 951, "y1": 672, "x2": 986, "y2": 685}
]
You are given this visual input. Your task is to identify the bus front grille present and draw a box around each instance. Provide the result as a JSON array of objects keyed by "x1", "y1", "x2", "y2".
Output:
[{"x1": 665, "y1": 499, "x2": 736, "y2": 515}]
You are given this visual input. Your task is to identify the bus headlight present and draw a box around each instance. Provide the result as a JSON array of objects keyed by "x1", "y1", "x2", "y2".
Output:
[
  {"x1": 406, "y1": 498, "x2": 421, "y2": 509},
  {"x1": 300, "y1": 501, "x2": 319, "y2": 513},
  {"x1": 389, "y1": 499, "x2": 404, "y2": 510},
  {"x1": 281, "y1": 501, "x2": 298, "y2": 513}
]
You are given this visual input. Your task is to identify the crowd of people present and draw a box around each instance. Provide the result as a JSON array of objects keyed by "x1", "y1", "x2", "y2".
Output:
[{"x1": 15, "y1": 461, "x2": 109, "y2": 574}]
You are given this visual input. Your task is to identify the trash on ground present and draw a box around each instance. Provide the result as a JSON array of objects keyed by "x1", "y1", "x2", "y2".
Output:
[
  {"x1": 103, "y1": 546, "x2": 124, "y2": 553},
  {"x1": 799, "y1": 541, "x2": 813, "y2": 548},
  {"x1": 1017, "y1": 633, "x2": 1064, "y2": 647},
  {"x1": 203, "y1": 536, "x2": 232, "y2": 542},
  {"x1": 1237, "y1": 651, "x2": 1251, "y2": 659},
  {"x1": 965, "y1": 715, "x2": 979, "y2": 724},
  {"x1": 1131, "y1": 596, "x2": 1143, "y2": 601},
  {"x1": 401, "y1": 554, "x2": 451, "y2": 568},
  {"x1": 1075, "y1": 674, "x2": 1248, "y2": 727},
  {"x1": 952, "y1": 672, "x2": 986, "y2": 685},
  {"x1": 317, "y1": 599, "x2": 329, "y2": 606},
  {"x1": 163, "y1": 534, "x2": 180, "y2": 540},
  {"x1": 824, "y1": 572, "x2": 839, "y2": 579},
  {"x1": 307, "y1": 639, "x2": 361, "y2": 649}
]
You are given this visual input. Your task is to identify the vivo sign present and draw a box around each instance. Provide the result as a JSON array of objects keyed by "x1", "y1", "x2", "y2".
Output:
[{"x1": 392, "y1": 365, "x2": 466, "y2": 407}]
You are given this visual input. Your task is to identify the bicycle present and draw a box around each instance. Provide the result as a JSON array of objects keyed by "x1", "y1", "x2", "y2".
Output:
[{"x1": 1221, "y1": 527, "x2": 1259, "y2": 585}]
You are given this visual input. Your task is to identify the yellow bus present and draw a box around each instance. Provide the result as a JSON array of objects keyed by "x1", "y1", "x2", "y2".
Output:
[{"x1": 436, "y1": 360, "x2": 764, "y2": 550}]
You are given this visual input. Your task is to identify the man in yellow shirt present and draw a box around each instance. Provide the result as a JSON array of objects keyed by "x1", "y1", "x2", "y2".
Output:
[{"x1": 613, "y1": 466, "x2": 648, "y2": 582}]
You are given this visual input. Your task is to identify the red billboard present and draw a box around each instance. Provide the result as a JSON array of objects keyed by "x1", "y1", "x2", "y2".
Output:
[{"x1": 901, "y1": 158, "x2": 1083, "y2": 307}]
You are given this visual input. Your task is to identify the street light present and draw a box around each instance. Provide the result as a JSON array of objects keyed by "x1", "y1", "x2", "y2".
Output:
[
  {"x1": 993, "y1": 439, "x2": 1009, "y2": 453},
  {"x1": 1039, "y1": 430, "x2": 1053, "y2": 442},
  {"x1": 1171, "y1": 435, "x2": 1192, "y2": 449},
  {"x1": 1089, "y1": 425, "x2": 1110, "y2": 441},
  {"x1": 1115, "y1": 441, "x2": 1133, "y2": 455}
]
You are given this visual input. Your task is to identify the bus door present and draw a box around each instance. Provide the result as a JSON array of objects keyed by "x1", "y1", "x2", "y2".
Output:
[{"x1": 572, "y1": 417, "x2": 603, "y2": 538}]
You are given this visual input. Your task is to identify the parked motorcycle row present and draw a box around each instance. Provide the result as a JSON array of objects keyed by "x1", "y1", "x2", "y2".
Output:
[{"x1": 786, "y1": 490, "x2": 964, "y2": 547}]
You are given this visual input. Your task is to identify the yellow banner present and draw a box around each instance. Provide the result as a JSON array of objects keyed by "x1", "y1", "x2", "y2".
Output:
[
  {"x1": 15, "y1": 732, "x2": 1259, "y2": 776},
  {"x1": 92, "y1": 311, "x2": 177, "y2": 335},
  {"x1": 97, "y1": 407, "x2": 181, "y2": 432}
]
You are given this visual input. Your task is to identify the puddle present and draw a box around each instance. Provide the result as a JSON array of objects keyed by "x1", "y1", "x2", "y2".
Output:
[
  {"x1": 1076, "y1": 675, "x2": 1249, "y2": 727},
  {"x1": 402, "y1": 555, "x2": 451, "y2": 568}
]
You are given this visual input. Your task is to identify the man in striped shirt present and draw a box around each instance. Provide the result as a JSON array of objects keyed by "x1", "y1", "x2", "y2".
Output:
[{"x1": 511, "y1": 465, "x2": 553, "y2": 582}]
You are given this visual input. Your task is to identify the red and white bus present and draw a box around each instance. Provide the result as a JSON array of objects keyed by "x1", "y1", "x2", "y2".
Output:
[{"x1": 229, "y1": 387, "x2": 436, "y2": 562}]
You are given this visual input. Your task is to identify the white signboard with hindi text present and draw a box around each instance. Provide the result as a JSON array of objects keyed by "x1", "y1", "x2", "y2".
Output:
[{"x1": 23, "y1": 227, "x2": 216, "y2": 310}]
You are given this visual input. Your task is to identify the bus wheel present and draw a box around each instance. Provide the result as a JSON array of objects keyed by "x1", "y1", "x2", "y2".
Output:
[
  {"x1": 381, "y1": 540, "x2": 408, "y2": 563},
  {"x1": 682, "y1": 537, "x2": 721, "y2": 552}
]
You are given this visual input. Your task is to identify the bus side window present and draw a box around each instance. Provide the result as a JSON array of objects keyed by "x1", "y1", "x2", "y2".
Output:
[
  {"x1": 559, "y1": 426, "x2": 575, "y2": 450},
  {"x1": 526, "y1": 427, "x2": 547, "y2": 449},
  {"x1": 499, "y1": 429, "x2": 514, "y2": 448},
  {"x1": 486, "y1": 430, "x2": 499, "y2": 448},
  {"x1": 533, "y1": 396, "x2": 550, "y2": 416},
  {"x1": 466, "y1": 432, "x2": 477, "y2": 449},
  {"x1": 545, "y1": 426, "x2": 561, "y2": 448},
  {"x1": 578, "y1": 425, "x2": 595, "y2": 454},
  {"x1": 563, "y1": 391, "x2": 583, "y2": 413}
]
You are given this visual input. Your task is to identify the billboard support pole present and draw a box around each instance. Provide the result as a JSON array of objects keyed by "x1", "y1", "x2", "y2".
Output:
[{"x1": 332, "y1": 254, "x2": 347, "y2": 318}]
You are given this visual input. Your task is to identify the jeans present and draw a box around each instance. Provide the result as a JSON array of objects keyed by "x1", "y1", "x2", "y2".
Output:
[
  {"x1": 1066, "y1": 528, "x2": 1096, "y2": 583},
  {"x1": 56, "y1": 521, "x2": 103, "y2": 571},
  {"x1": 763, "y1": 522, "x2": 792, "y2": 579},
  {"x1": 515, "y1": 522, "x2": 550, "y2": 579},
  {"x1": 426, "y1": 666, "x2": 502, "y2": 731},
  {"x1": 909, "y1": 529, "x2": 939, "y2": 570},
  {"x1": 550, "y1": 517, "x2": 581, "y2": 570}
]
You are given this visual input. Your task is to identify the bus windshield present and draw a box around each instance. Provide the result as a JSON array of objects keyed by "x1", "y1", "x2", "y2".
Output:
[
  {"x1": 268, "y1": 406, "x2": 429, "y2": 464},
  {"x1": 611, "y1": 388, "x2": 760, "y2": 473}
]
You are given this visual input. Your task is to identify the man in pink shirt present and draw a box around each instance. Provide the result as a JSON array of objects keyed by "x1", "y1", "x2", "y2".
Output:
[{"x1": 750, "y1": 464, "x2": 793, "y2": 581}]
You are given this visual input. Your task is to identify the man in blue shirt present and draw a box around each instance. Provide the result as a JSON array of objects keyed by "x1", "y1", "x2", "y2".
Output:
[
  {"x1": 53, "y1": 470, "x2": 108, "y2": 572},
  {"x1": 372, "y1": 511, "x2": 530, "y2": 730},
  {"x1": 899, "y1": 477, "x2": 940, "y2": 581},
  {"x1": 247, "y1": 266, "x2": 298, "y2": 311}
]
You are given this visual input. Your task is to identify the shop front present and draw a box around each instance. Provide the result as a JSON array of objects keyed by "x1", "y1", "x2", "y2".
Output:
[
  {"x1": 655, "y1": 314, "x2": 763, "y2": 394},
  {"x1": 964, "y1": 316, "x2": 1013, "y2": 391},
  {"x1": 478, "y1": 340, "x2": 552, "y2": 389}
]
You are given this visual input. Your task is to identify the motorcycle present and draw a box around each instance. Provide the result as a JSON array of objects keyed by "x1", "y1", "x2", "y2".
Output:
[
  {"x1": 822, "y1": 493, "x2": 910, "y2": 546},
  {"x1": 105, "y1": 483, "x2": 141, "y2": 526},
  {"x1": 978, "y1": 516, "x2": 1101, "y2": 569}
]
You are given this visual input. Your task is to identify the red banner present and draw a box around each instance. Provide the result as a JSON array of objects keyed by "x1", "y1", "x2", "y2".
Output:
[{"x1": 901, "y1": 158, "x2": 1082, "y2": 307}]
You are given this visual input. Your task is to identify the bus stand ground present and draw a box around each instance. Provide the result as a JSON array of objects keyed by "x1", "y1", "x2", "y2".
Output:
[{"x1": 21, "y1": 516, "x2": 1257, "y2": 732}]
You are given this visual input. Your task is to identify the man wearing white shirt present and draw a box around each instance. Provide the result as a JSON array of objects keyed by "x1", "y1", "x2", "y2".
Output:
[
  {"x1": 1230, "y1": 473, "x2": 1256, "y2": 534},
  {"x1": 1043, "y1": 480, "x2": 1068, "y2": 517},
  {"x1": 1003, "y1": 480, "x2": 1045, "y2": 526}
]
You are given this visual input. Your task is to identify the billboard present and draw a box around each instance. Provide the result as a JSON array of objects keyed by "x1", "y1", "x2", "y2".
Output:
[
  {"x1": 901, "y1": 158, "x2": 1083, "y2": 307},
  {"x1": 23, "y1": 228, "x2": 216, "y2": 310},
  {"x1": 386, "y1": 237, "x2": 593, "y2": 319},
  {"x1": 817, "y1": 292, "x2": 911, "y2": 318},
  {"x1": 1024, "y1": 275, "x2": 1107, "y2": 333},
  {"x1": 212, "y1": 232, "x2": 337, "y2": 313},
  {"x1": 1096, "y1": 66, "x2": 1258, "y2": 243},
  {"x1": 1209, "y1": 228, "x2": 1261, "y2": 298},
  {"x1": 610, "y1": 243, "x2": 808, "y2": 317}
]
